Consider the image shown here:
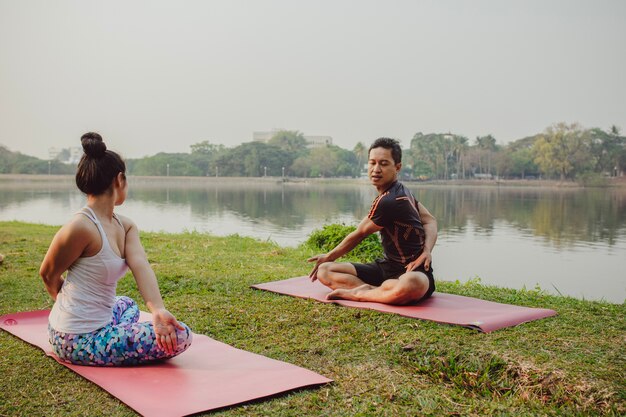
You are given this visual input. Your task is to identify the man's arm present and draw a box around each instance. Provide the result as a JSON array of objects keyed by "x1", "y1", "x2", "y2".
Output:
[
  {"x1": 308, "y1": 216, "x2": 382, "y2": 280},
  {"x1": 404, "y1": 202, "x2": 437, "y2": 272}
]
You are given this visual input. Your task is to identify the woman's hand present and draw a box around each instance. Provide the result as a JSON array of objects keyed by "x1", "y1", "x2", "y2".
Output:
[{"x1": 152, "y1": 308, "x2": 184, "y2": 354}]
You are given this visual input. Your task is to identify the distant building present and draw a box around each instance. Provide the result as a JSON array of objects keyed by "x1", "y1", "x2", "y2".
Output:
[
  {"x1": 48, "y1": 147, "x2": 61, "y2": 160},
  {"x1": 48, "y1": 146, "x2": 82, "y2": 164},
  {"x1": 253, "y1": 130, "x2": 282, "y2": 143},
  {"x1": 303, "y1": 135, "x2": 333, "y2": 147},
  {"x1": 252, "y1": 130, "x2": 333, "y2": 148},
  {"x1": 69, "y1": 147, "x2": 82, "y2": 164}
]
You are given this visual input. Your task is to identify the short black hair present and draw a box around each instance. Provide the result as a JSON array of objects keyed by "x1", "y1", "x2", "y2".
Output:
[{"x1": 369, "y1": 137, "x2": 402, "y2": 164}]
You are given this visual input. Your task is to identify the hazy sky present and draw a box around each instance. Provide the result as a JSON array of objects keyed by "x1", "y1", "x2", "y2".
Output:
[{"x1": 1, "y1": 0, "x2": 625, "y2": 159}]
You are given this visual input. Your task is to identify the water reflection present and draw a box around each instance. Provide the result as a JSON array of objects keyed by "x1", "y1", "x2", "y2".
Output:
[
  {"x1": 1, "y1": 177, "x2": 624, "y2": 302},
  {"x1": 410, "y1": 186, "x2": 626, "y2": 248},
  {"x1": 3, "y1": 179, "x2": 624, "y2": 249},
  {"x1": 125, "y1": 181, "x2": 374, "y2": 229}
]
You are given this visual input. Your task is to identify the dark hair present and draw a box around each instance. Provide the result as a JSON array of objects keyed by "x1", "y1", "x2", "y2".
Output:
[
  {"x1": 369, "y1": 137, "x2": 402, "y2": 164},
  {"x1": 76, "y1": 132, "x2": 126, "y2": 195}
]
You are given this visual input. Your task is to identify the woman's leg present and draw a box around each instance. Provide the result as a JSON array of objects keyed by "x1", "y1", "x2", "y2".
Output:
[
  {"x1": 49, "y1": 297, "x2": 193, "y2": 366},
  {"x1": 111, "y1": 295, "x2": 140, "y2": 325}
]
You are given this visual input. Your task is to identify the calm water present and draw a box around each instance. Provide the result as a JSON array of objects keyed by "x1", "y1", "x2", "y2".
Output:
[{"x1": 1, "y1": 176, "x2": 625, "y2": 303}]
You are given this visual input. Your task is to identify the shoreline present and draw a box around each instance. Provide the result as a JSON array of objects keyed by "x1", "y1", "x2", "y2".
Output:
[{"x1": 2, "y1": 173, "x2": 625, "y2": 189}]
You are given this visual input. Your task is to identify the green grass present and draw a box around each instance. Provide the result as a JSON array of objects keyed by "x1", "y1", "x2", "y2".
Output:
[{"x1": 0, "y1": 221, "x2": 624, "y2": 416}]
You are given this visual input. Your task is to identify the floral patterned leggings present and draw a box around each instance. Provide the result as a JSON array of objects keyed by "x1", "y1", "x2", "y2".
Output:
[{"x1": 48, "y1": 296, "x2": 193, "y2": 366}]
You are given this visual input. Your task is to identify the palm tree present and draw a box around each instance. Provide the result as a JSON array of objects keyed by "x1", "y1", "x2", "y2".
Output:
[
  {"x1": 452, "y1": 135, "x2": 469, "y2": 179},
  {"x1": 353, "y1": 142, "x2": 367, "y2": 175}
]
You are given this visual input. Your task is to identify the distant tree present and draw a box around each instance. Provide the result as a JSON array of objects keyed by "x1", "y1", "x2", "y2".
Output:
[
  {"x1": 353, "y1": 142, "x2": 367, "y2": 175},
  {"x1": 213, "y1": 142, "x2": 292, "y2": 177},
  {"x1": 129, "y1": 153, "x2": 203, "y2": 176},
  {"x1": 410, "y1": 132, "x2": 462, "y2": 179},
  {"x1": 410, "y1": 132, "x2": 443, "y2": 179},
  {"x1": 532, "y1": 123, "x2": 594, "y2": 180},
  {"x1": 190, "y1": 141, "x2": 224, "y2": 155},
  {"x1": 496, "y1": 147, "x2": 538, "y2": 179},
  {"x1": 471, "y1": 134, "x2": 498, "y2": 176},
  {"x1": 451, "y1": 135, "x2": 469, "y2": 178},
  {"x1": 475, "y1": 134, "x2": 497, "y2": 150},
  {"x1": 411, "y1": 159, "x2": 434, "y2": 179},
  {"x1": 0, "y1": 145, "x2": 73, "y2": 174},
  {"x1": 268, "y1": 130, "x2": 308, "y2": 157},
  {"x1": 290, "y1": 146, "x2": 358, "y2": 178},
  {"x1": 189, "y1": 141, "x2": 225, "y2": 176},
  {"x1": 589, "y1": 126, "x2": 625, "y2": 177},
  {"x1": 290, "y1": 156, "x2": 312, "y2": 177},
  {"x1": 333, "y1": 146, "x2": 360, "y2": 177},
  {"x1": 493, "y1": 136, "x2": 539, "y2": 179},
  {"x1": 309, "y1": 147, "x2": 338, "y2": 177}
]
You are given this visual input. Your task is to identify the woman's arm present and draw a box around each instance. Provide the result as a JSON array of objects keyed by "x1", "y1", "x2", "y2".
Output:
[
  {"x1": 39, "y1": 219, "x2": 93, "y2": 300},
  {"x1": 123, "y1": 218, "x2": 183, "y2": 353}
]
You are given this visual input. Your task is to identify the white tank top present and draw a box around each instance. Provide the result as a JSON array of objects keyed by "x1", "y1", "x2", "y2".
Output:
[{"x1": 48, "y1": 207, "x2": 129, "y2": 333}]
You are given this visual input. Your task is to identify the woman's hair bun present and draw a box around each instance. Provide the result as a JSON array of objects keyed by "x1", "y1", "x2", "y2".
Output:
[{"x1": 81, "y1": 132, "x2": 107, "y2": 158}]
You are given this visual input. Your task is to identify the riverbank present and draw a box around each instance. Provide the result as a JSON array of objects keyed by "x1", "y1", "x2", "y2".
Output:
[
  {"x1": 1, "y1": 222, "x2": 623, "y2": 416},
  {"x1": 2, "y1": 173, "x2": 626, "y2": 189}
]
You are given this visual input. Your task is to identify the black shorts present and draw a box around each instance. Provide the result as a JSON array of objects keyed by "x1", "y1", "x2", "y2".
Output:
[{"x1": 351, "y1": 259, "x2": 436, "y2": 301}]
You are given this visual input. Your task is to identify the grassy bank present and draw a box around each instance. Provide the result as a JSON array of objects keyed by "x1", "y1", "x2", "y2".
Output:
[{"x1": 0, "y1": 222, "x2": 624, "y2": 416}]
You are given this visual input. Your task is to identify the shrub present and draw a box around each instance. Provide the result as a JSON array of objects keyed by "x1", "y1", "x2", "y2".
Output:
[
  {"x1": 305, "y1": 223, "x2": 383, "y2": 263},
  {"x1": 577, "y1": 172, "x2": 609, "y2": 187}
]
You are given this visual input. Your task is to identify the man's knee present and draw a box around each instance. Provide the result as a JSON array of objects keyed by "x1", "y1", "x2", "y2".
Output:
[
  {"x1": 388, "y1": 273, "x2": 430, "y2": 304},
  {"x1": 317, "y1": 262, "x2": 359, "y2": 289},
  {"x1": 316, "y1": 262, "x2": 334, "y2": 285}
]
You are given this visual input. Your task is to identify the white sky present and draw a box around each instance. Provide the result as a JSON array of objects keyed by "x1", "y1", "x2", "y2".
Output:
[{"x1": 1, "y1": 0, "x2": 625, "y2": 159}]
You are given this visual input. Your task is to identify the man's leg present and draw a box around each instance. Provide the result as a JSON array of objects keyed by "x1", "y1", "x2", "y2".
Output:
[
  {"x1": 316, "y1": 262, "x2": 369, "y2": 290},
  {"x1": 327, "y1": 271, "x2": 431, "y2": 305}
]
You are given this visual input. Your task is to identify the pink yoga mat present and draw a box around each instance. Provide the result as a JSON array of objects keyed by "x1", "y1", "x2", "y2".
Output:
[
  {"x1": 0, "y1": 310, "x2": 331, "y2": 417},
  {"x1": 252, "y1": 276, "x2": 557, "y2": 333}
]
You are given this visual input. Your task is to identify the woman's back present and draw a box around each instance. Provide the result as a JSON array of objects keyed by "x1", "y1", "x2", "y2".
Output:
[{"x1": 48, "y1": 207, "x2": 128, "y2": 333}]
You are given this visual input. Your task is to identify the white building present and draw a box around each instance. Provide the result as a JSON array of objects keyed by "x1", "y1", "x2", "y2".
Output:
[
  {"x1": 69, "y1": 147, "x2": 82, "y2": 164},
  {"x1": 253, "y1": 130, "x2": 333, "y2": 148},
  {"x1": 252, "y1": 130, "x2": 281, "y2": 143},
  {"x1": 48, "y1": 147, "x2": 61, "y2": 160},
  {"x1": 303, "y1": 135, "x2": 333, "y2": 148},
  {"x1": 48, "y1": 146, "x2": 82, "y2": 164}
]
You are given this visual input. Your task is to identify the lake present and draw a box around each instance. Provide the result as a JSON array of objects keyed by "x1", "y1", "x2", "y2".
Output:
[{"x1": 1, "y1": 175, "x2": 624, "y2": 303}]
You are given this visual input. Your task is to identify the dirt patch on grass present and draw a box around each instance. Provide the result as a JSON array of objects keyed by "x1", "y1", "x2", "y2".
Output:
[{"x1": 404, "y1": 347, "x2": 621, "y2": 413}]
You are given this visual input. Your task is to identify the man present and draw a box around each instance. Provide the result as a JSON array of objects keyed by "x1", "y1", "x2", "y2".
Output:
[{"x1": 308, "y1": 137, "x2": 437, "y2": 305}]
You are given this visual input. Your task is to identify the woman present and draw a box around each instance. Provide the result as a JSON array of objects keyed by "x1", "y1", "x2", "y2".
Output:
[{"x1": 40, "y1": 132, "x2": 192, "y2": 366}]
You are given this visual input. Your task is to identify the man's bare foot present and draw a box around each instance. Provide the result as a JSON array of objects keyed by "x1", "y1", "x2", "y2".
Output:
[
  {"x1": 327, "y1": 288, "x2": 352, "y2": 300},
  {"x1": 327, "y1": 284, "x2": 375, "y2": 301}
]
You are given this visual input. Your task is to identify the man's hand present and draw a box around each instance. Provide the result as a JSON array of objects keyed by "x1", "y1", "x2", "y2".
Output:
[
  {"x1": 152, "y1": 308, "x2": 185, "y2": 354},
  {"x1": 405, "y1": 249, "x2": 432, "y2": 272},
  {"x1": 307, "y1": 254, "x2": 332, "y2": 282}
]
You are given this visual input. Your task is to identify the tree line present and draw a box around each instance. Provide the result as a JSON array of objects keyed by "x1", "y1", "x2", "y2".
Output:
[
  {"x1": 1, "y1": 123, "x2": 624, "y2": 181},
  {"x1": 406, "y1": 123, "x2": 625, "y2": 181},
  {"x1": 125, "y1": 131, "x2": 359, "y2": 178}
]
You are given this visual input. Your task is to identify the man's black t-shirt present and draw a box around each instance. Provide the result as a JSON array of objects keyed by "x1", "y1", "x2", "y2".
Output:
[{"x1": 368, "y1": 181, "x2": 426, "y2": 265}]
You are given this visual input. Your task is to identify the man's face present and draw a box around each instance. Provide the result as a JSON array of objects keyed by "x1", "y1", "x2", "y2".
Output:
[{"x1": 368, "y1": 147, "x2": 401, "y2": 190}]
